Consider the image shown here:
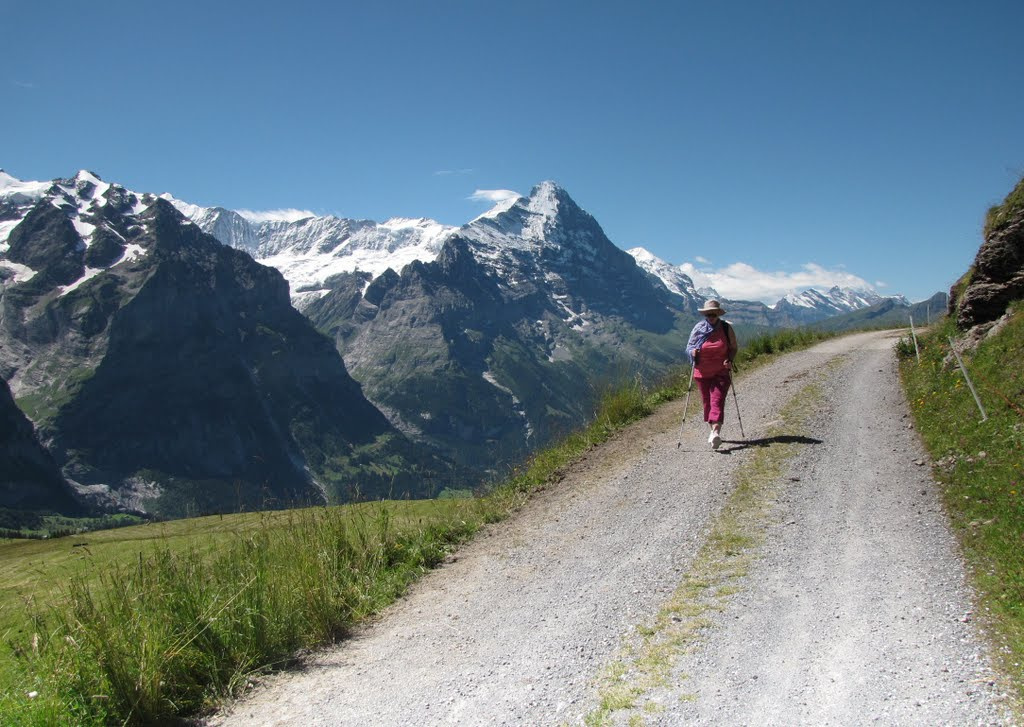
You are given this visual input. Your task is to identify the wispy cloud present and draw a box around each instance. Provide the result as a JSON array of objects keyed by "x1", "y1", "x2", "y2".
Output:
[
  {"x1": 469, "y1": 189, "x2": 521, "y2": 205},
  {"x1": 236, "y1": 208, "x2": 316, "y2": 223},
  {"x1": 434, "y1": 168, "x2": 474, "y2": 176},
  {"x1": 13, "y1": 80, "x2": 37, "y2": 89},
  {"x1": 680, "y1": 261, "x2": 872, "y2": 304}
]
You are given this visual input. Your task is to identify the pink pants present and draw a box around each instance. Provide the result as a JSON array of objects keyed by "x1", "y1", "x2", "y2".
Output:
[{"x1": 696, "y1": 373, "x2": 731, "y2": 425}]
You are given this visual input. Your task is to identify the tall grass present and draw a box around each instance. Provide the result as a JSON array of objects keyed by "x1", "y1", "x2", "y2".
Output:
[
  {"x1": 1, "y1": 504, "x2": 479, "y2": 725},
  {"x1": 1, "y1": 324, "x2": 836, "y2": 725},
  {"x1": 897, "y1": 302, "x2": 1024, "y2": 705}
]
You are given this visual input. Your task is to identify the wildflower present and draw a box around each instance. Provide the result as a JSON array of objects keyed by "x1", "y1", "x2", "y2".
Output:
[{"x1": 27, "y1": 691, "x2": 38, "y2": 699}]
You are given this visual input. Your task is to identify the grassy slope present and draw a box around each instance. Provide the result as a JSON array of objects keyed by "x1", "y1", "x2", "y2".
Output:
[
  {"x1": 0, "y1": 500, "x2": 479, "y2": 724},
  {"x1": 898, "y1": 303, "x2": 1024, "y2": 706},
  {"x1": 0, "y1": 503, "x2": 465, "y2": 635}
]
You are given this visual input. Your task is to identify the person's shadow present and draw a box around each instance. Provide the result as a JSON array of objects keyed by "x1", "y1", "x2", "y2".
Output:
[{"x1": 716, "y1": 434, "x2": 823, "y2": 454}]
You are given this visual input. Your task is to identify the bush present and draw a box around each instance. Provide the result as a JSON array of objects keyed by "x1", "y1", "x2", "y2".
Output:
[{"x1": 893, "y1": 335, "x2": 917, "y2": 360}]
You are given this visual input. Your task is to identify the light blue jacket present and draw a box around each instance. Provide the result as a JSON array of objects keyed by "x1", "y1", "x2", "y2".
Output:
[{"x1": 685, "y1": 319, "x2": 715, "y2": 365}]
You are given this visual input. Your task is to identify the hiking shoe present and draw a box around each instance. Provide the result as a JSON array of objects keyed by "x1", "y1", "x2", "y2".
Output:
[{"x1": 710, "y1": 430, "x2": 722, "y2": 449}]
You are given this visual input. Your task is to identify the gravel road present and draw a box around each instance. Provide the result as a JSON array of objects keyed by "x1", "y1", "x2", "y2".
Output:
[{"x1": 206, "y1": 330, "x2": 1013, "y2": 726}]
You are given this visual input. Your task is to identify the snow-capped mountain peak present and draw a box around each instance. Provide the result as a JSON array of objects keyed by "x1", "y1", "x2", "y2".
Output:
[
  {"x1": 72, "y1": 169, "x2": 107, "y2": 191},
  {"x1": 463, "y1": 181, "x2": 590, "y2": 253},
  {"x1": 5, "y1": 171, "x2": 913, "y2": 326},
  {"x1": 0, "y1": 171, "x2": 157, "y2": 294},
  {"x1": 443, "y1": 185, "x2": 682, "y2": 336},
  {"x1": 158, "y1": 192, "x2": 204, "y2": 219},
  {"x1": 54, "y1": 170, "x2": 113, "y2": 214},
  {"x1": 168, "y1": 199, "x2": 457, "y2": 308},
  {"x1": 628, "y1": 246, "x2": 909, "y2": 322},
  {"x1": 2, "y1": 171, "x2": 150, "y2": 243},
  {"x1": 0, "y1": 169, "x2": 50, "y2": 206},
  {"x1": 521, "y1": 181, "x2": 577, "y2": 242},
  {"x1": 235, "y1": 208, "x2": 316, "y2": 224},
  {"x1": 778, "y1": 285, "x2": 888, "y2": 312},
  {"x1": 626, "y1": 246, "x2": 660, "y2": 266},
  {"x1": 627, "y1": 246, "x2": 703, "y2": 307},
  {"x1": 380, "y1": 216, "x2": 452, "y2": 236},
  {"x1": 525, "y1": 180, "x2": 563, "y2": 217}
]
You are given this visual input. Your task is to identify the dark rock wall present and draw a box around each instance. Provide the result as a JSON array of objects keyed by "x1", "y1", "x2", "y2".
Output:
[
  {"x1": 955, "y1": 178, "x2": 1024, "y2": 328},
  {"x1": 0, "y1": 377, "x2": 81, "y2": 513}
]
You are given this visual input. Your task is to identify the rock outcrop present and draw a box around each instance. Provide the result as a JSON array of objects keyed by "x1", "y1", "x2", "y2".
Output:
[{"x1": 953, "y1": 176, "x2": 1024, "y2": 329}]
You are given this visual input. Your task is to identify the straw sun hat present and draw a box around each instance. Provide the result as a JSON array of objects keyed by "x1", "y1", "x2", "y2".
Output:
[{"x1": 697, "y1": 299, "x2": 726, "y2": 315}]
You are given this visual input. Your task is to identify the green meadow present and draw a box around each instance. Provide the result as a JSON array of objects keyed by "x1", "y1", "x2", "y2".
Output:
[{"x1": 0, "y1": 499, "x2": 480, "y2": 725}]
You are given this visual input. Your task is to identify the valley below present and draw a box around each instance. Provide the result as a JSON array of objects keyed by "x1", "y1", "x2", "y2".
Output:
[{"x1": 206, "y1": 330, "x2": 1012, "y2": 726}]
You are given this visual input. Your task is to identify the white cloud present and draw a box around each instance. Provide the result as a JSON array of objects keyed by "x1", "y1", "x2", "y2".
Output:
[
  {"x1": 236, "y1": 208, "x2": 316, "y2": 223},
  {"x1": 435, "y1": 169, "x2": 474, "y2": 176},
  {"x1": 694, "y1": 256, "x2": 711, "y2": 264},
  {"x1": 469, "y1": 189, "x2": 521, "y2": 205},
  {"x1": 680, "y1": 261, "x2": 872, "y2": 304}
]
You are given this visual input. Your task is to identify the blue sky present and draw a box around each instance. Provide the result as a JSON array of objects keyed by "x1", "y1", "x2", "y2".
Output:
[{"x1": 4, "y1": 0, "x2": 1022, "y2": 304}]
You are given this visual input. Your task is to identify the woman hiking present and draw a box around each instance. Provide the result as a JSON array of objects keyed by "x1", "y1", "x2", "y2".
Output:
[{"x1": 686, "y1": 300, "x2": 739, "y2": 449}]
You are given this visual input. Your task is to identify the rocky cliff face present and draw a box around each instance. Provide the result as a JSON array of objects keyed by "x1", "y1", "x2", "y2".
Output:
[
  {"x1": 953, "y1": 176, "x2": 1024, "y2": 329},
  {"x1": 0, "y1": 377, "x2": 81, "y2": 513},
  {"x1": 0, "y1": 172, "x2": 451, "y2": 517}
]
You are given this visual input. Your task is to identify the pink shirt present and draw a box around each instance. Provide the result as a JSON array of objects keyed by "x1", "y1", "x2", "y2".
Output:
[{"x1": 694, "y1": 327, "x2": 730, "y2": 379}]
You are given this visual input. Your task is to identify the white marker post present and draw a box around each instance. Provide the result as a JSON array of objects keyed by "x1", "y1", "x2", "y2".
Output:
[{"x1": 947, "y1": 336, "x2": 988, "y2": 423}]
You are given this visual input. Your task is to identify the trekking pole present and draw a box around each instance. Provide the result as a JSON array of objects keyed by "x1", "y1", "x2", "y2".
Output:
[
  {"x1": 729, "y1": 371, "x2": 745, "y2": 439},
  {"x1": 677, "y1": 365, "x2": 695, "y2": 448}
]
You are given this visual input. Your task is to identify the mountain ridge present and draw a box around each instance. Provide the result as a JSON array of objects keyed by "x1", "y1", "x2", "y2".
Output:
[
  {"x1": 628, "y1": 246, "x2": 909, "y2": 327},
  {"x1": 1, "y1": 169, "x2": 928, "y2": 516},
  {"x1": 1, "y1": 172, "x2": 454, "y2": 517},
  {"x1": 4, "y1": 170, "x2": 916, "y2": 318}
]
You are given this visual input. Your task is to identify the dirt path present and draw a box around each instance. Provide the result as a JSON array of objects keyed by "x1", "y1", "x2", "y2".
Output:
[{"x1": 206, "y1": 330, "x2": 1011, "y2": 726}]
